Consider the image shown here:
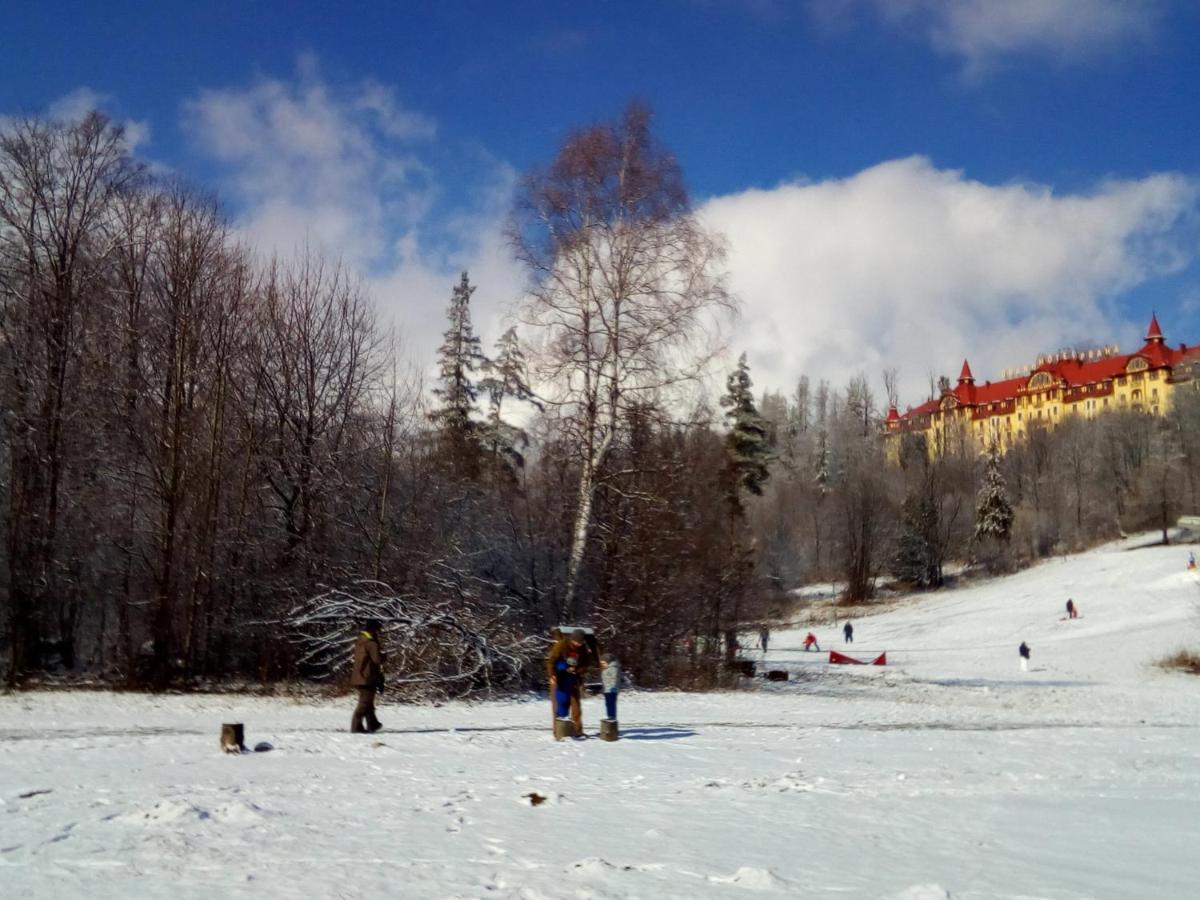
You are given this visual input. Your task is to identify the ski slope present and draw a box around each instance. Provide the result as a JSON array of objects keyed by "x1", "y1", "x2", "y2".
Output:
[{"x1": 2, "y1": 537, "x2": 1199, "y2": 899}]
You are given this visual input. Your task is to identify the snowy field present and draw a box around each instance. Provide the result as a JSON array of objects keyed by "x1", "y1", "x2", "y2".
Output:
[{"x1": 3, "y1": 537, "x2": 1200, "y2": 899}]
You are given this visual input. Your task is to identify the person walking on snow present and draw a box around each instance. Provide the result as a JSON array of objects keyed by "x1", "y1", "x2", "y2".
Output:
[
  {"x1": 759, "y1": 626, "x2": 770, "y2": 654},
  {"x1": 600, "y1": 653, "x2": 621, "y2": 722},
  {"x1": 1066, "y1": 598, "x2": 1078, "y2": 619},
  {"x1": 804, "y1": 632, "x2": 821, "y2": 652},
  {"x1": 1019, "y1": 641, "x2": 1031, "y2": 672},
  {"x1": 1188, "y1": 551, "x2": 1196, "y2": 571},
  {"x1": 350, "y1": 619, "x2": 384, "y2": 733},
  {"x1": 843, "y1": 622, "x2": 854, "y2": 643}
]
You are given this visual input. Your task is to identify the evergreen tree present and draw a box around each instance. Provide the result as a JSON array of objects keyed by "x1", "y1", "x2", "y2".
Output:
[
  {"x1": 975, "y1": 442, "x2": 1015, "y2": 543},
  {"x1": 478, "y1": 326, "x2": 539, "y2": 478},
  {"x1": 430, "y1": 272, "x2": 486, "y2": 475},
  {"x1": 721, "y1": 353, "x2": 772, "y2": 505},
  {"x1": 895, "y1": 492, "x2": 939, "y2": 586}
]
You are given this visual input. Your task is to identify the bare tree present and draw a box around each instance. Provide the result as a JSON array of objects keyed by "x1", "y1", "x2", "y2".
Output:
[
  {"x1": 508, "y1": 102, "x2": 735, "y2": 616},
  {"x1": 253, "y1": 249, "x2": 382, "y2": 580},
  {"x1": 0, "y1": 113, "x2": 139, "y2": 680}
]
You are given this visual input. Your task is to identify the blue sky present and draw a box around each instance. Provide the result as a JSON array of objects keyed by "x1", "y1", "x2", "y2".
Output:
[{"x1": 5, "y1": 0, "x2": 1200, "y2": 402}]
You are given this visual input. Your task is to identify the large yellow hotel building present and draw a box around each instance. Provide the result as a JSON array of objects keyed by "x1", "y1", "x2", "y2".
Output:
[{"x1": 886, "y1": 315, "x2": 1200, "y2": 454}]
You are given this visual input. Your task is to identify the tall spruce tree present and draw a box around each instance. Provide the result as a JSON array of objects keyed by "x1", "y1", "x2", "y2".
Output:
[
  {"x1": 975, "y1": 442, "x2": 1015, "y2": 543},
  {"x1": 478, "y1": 326, "x2": 538, "y2": 479},
  {"x1": 895, "y1": 492, "x2": 939, "y2": 586},
  {"x1": 430, "y1": 272, "x2": 486, "y2": 476},
  {"x1": 721, "y1": 353, "x2": 772, "y2": 506}
]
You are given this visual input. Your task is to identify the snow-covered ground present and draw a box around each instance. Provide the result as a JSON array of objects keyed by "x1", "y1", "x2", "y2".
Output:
[{"x1": 3, "y1": 538, "x2": 1200, "y2": 899}]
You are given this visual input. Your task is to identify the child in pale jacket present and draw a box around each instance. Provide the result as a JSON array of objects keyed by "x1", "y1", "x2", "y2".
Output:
[{"x1": 600, "y1": 653, "x2": 620, "y2": 721}]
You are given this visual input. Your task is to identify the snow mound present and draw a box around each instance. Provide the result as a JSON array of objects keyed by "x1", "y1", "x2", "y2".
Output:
[
  {"x1": 743, "y1": 770, "x2": 814, "y2": 793},
  {"x1": 115, "y1": 797, "x2": 271, "y2": 826},
  {"x1": 569, "y1": 857, "x2": 620, "y2": 875},
  {"x1": 890, "y1": 885, "x2": 952, "y2": 900},
  {"x1": 709, "y1": 866, "x2": 794, "y2": 890}
]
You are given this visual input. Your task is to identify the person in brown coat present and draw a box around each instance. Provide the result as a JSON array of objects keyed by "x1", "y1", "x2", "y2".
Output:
[
  {"x1": 546, "y1": 629, "x2": 595, "y2": 735},
  {"x1": 350, "y1": 618, "x2": 384, "y2": 733}
]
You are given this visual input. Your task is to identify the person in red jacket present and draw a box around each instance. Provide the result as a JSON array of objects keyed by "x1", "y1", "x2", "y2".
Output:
[{"x1": 803, "y1": 632, "x2": 821, "y2": 652}]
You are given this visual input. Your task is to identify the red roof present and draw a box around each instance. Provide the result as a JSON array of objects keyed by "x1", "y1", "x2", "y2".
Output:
[
  {"x1": 1147, "y1": 313, "x2": 1163, "y2": 341},
  {"x1": 895, "y1": 315, "x2": 1189, "y2": 428}
]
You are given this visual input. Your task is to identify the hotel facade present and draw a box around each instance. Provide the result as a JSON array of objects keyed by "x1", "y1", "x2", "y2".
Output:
[{"x1": 886, "y1": 315, "x2": 1200, "y2": 455}]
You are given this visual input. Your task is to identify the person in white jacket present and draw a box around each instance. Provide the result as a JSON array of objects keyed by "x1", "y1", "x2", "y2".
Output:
[{"x1": 600, "y1": 654, "x2": 620, "y2": 721}]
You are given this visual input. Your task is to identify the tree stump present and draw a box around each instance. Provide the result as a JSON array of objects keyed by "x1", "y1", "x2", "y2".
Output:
[
  {"x1": 221, "y1": 723, "x2": 247, "y2": 754},
  {"x1": 553, "y1": 717, "x2": 577, "y2": 741},
  {"x1": 600, "y1": 719, "x2": 619, "y2": 742}
]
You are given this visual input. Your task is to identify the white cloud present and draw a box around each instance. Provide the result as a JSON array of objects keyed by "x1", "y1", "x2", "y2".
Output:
[
  {"x1": 48, "y1": 87, "x2": 112, "y2": 121},
  {"x1": 182, "y1": 61, "x2": 522, "y2": 363},
  {"x1": 826, "y1": 0, "x2": 1162, "y2": 73},
  {"x1": 700, "y1": 156, "x2": 1197, "y2": 407},
  {"x1": 36, "y1": 86, "x2": 153, "y2": 152}
]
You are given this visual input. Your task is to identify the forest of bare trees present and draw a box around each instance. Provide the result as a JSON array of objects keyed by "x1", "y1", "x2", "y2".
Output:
[{"x1": 3, "y1": 107, "x2": 1199, "y2": 692}]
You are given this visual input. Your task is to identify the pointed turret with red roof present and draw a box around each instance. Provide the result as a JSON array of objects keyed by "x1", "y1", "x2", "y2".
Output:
[
  {"x1": 1146, "y1": 312, "x2": 1164, "y2": 344},
  {"x1": 958, "y1": 359, "x2": 975, "y2": 384}
]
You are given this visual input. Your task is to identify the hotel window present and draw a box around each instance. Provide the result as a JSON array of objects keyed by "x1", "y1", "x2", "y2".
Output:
[{"x1": 1152, "y1": 388, "x2": 1158, "y2": 400}]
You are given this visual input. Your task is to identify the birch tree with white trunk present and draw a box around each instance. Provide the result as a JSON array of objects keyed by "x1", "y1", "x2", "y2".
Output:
[{"x1": 508, "y1": 102, "x2": 735, "y2": 616}]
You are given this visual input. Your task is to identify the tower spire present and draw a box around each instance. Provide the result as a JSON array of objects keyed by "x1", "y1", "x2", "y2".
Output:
[{"x1": 1146, "y1": 312, "x2": 1164, "y2": 343}]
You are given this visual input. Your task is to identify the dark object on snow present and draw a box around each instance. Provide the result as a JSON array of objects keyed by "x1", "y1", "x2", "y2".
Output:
[
  {"x1": 221, "y1": 723, "x2": 247, "y2": 754},
  {"x1": 759, "y1": 627, "x2": 770, "y2": 653},
  {"x1": 525, "y1": 791, "x2": 548, "y2": 806},
  {"x1": 17, "y1": 788, "x2": 52, "y2": 799},
  {"x1": 843, "y1": 622, "x2": 854, "y2": 643},
  {"x1": 1019, "y1": 641, "x2": 1030, "y2": 659},
  {"x1": 1066, "y1": 599, "x2": 1078, "y2": 619},
  {"x1": 254, "y1": 741, "x2": 274, "y2": 752},
  {"x1": 767, "y1": 669, "x2": 789, "y2": 681},
  {"x1": 600, "y1": 719, "x2": 619, "y2": 741}
]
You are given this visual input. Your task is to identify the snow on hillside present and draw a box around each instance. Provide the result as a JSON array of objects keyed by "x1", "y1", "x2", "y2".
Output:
[{"x1": 3, "y1": 537, "x2": 1200, "y2": 899}]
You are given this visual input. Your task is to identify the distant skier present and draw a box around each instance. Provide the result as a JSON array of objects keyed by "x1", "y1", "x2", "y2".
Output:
[
  {"x1": 1066, "y1": 598, "x2": 1078, "y2": 619},
  {"x1": 803, "y1": 632, "x2": 821, "y2": 652},
  {"x1": 843, "y1": 622, "x2": 854, "y2": 643},
  {"x1": 1019, "y1": 641, "x2": 1031, "y2": 672},
  {"x1": 1188, "y1": 551, "x2": 1196, "y2": 571},
  {"x1": 759, "y1": 626, "x2": 770, "y2": 654}
]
